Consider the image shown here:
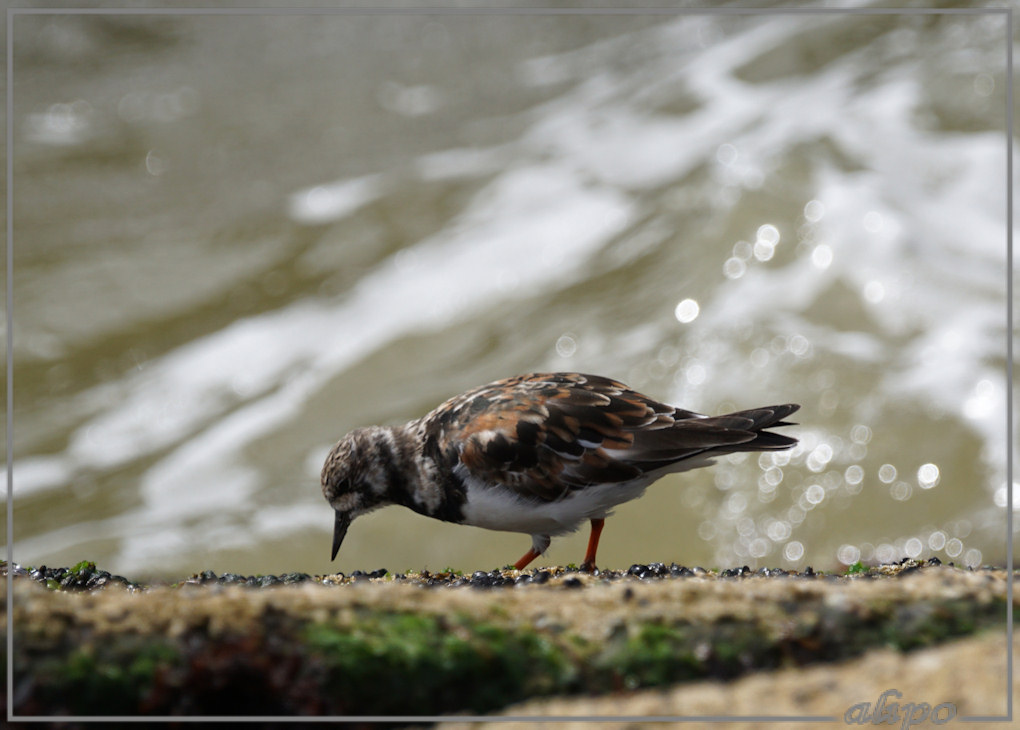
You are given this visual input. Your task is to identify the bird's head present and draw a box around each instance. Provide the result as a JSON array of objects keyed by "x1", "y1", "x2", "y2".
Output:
[{"x1": 321, "y1": 428, "x2": 392, "y2": 560}]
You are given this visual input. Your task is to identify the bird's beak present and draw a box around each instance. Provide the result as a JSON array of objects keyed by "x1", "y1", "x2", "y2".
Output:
[{"x1": 331, "y1": 510, "x2": 351, "y2": 561}]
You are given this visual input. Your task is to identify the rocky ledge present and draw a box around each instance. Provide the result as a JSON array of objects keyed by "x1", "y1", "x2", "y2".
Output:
[{"x1": 2, "y1": 559, "x2": 1013, "y2": 722}]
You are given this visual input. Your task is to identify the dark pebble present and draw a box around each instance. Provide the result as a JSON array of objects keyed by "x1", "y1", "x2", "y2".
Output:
[
  {"x1": 14, "y1": 563, "x2": 137, "y2": 591},
  {"x1": 533, "y1": 570, "x2": 551, "y2": 584},
  {"x1": 563, "y1": 577, "x2": 583, "y2": 589},
  {"x1": 472, "y1": 571, "x2": 510, "y2": 588}
]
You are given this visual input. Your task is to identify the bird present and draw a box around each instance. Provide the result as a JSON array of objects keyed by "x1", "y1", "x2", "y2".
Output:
[{"x1": 321, "y1": 372, "x2": 799, "y2": 572}]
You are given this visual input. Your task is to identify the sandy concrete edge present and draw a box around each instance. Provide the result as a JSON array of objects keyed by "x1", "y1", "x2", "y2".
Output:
[{"x1": 439, "y1": 631, "x2": 1014, "y2": 730}]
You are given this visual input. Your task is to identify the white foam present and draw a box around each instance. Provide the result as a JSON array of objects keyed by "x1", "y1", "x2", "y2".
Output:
[
  {"x1": 287, "y1": 174, "x2": 382, "y2": 225},
  {"x1": 68, "y1": 161, "x2": 630, "y2": 564}
]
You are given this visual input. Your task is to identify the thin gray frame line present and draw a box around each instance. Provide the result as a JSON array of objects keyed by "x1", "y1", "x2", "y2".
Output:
[
  {"x1": 5, "y1": 2, "x2": 14, "y2": 727},
  {"x1": 4, "y1": 3, "x2": 1013, "y2": 725},
  {"x1": 5, "y1": 6, "x2": 1014, "y2": 16},
  {"x1": 962, "y1": 9, "x2": 1015, "y2": 723},
  {"x1": 1, "y1": 715, "x2": 842, "y2": 723},
  {"x1": 1009, "y1": 8, "x2": 1015, "y2": 724}
]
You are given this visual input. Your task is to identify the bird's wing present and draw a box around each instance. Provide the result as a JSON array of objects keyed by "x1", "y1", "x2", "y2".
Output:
[{"x1": 423, "y1": 372, "x2": 798, "y2": 503}]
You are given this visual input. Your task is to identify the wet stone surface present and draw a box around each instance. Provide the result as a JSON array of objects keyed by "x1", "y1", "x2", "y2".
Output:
[
  {"x1": 4, "y1": 556, "x2": 951, "y2": 593},
  {"x1": 3, "y1": 557, "x2": 1010, "y2": 719}
]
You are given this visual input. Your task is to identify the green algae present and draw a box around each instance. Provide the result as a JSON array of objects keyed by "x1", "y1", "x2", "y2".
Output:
[
  {"x1": 26, "y1": 640, "x2": 179, "y2": 715},
  {"x1": 71, "y1": 560, "x2": 98, "y2": 576},
  {"x1": 846, "y1": 561, "x2": 867, "y2": 575},
  {"x1": 304, "y1": 612, "x2": 573, "y2": 714},
  {"x1": 12, "y1": 598, "x2": 1009, "y2": 716}
]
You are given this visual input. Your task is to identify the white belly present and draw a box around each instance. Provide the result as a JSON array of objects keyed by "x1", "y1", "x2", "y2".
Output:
[{"x1": 459, "y1": 473, "x2": 653, "y2": 537}]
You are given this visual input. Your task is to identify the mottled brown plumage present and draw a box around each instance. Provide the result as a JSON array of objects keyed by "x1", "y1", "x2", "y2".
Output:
[{"x1": 322, "y1": 372, "x2": 799, "y2": 571}]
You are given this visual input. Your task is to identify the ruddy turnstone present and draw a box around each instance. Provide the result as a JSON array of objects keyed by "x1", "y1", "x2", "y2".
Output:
[{"x1": 321, "y1": 372, "x2": 798, "y2": 571}]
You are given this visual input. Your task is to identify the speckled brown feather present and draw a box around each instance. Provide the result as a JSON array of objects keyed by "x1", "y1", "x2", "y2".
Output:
[{"x1": 420, "y1": 373, "x2": 799, "y2": 503}]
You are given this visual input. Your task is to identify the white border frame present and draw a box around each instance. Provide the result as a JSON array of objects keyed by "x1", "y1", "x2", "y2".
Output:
[{"x1": 5, "y1": 5, "x2": 1013, "y2": 724}]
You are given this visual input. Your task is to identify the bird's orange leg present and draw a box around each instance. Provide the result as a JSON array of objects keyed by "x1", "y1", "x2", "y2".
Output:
[
  {"x1": 580, "y1": 518, "x2": 605, "y2": 572},
  {"x1": 514, "y1": 547, "x2": 541, "y2": 571}
]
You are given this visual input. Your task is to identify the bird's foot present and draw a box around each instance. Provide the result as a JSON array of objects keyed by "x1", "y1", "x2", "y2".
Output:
[{"x1": 513, "y1": 547, "x2": 541, "y2": 571}]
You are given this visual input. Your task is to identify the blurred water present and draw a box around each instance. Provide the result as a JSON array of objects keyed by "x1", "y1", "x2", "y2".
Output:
[{"x1": 7, "y1": 7, "x2": 1015, "y2": 578}]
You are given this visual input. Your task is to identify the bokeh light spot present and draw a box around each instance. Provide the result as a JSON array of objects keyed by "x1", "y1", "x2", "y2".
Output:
[
  {"x1": 716, "y1": 143, "x2": 738, "y2": 165},
  {"x1": 917, "y1": 463, "x2": 940, "y2": 489},
  {"x1": 555, "y1": 333, "x2": 577, "y2": 358},
  {"x1": 863, "y1": 280, "x2": 885, "y2": 303},
  {"x1": 890, "y1": 481, "x2": 912, "y2": 501},
  {"x1": 803, "y1": 199, "x2": 825, "y2": 222},
  {"x1": 904, "y1": 537, "x2": 923, "y2": 558},
  {"x1": 757, "y1": 224, "x2": 780, "y2": 245},
  {"x1": 784, "y1": 541, "x2": 804, "y2": 562},
  {"x1": 810, "y1": 244, "x2": 833, "y2": 269},
  {"x1": 723, "y1": 257, "x2": 746, "y2": 279},
  {"x1": 850, "y1": 425, "x2": 873, "y2": 444},
  {"x1": 749, "y1": 348, "x2": 770, "y2": 368},
  {"x1": 674, "y1": 298, "x2": 700, "y2": 323},
  {"x1": 837, "y1": 544, "x2": 860, "y2": 565}
]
